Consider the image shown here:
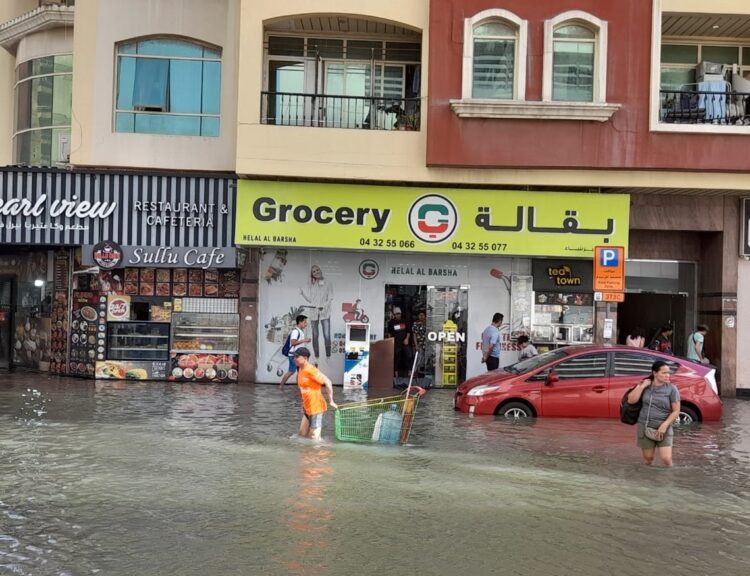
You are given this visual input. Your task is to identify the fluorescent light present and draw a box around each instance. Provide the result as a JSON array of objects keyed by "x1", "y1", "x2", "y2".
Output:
[{"x1": 34, "y1": 279, "x2": 44, "y2": 287}]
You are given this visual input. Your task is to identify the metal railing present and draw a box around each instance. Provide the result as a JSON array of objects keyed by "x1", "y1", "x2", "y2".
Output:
[
  {"x1": 660, "y1": 89, "x2": 750, "y2": 125},
  {"x1": 260, "y1": 92, "x2": 421, "y2": 130}
]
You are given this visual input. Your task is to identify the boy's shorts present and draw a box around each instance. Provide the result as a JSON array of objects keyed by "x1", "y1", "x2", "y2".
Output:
[
  {"x1": 287, "y1": 357, "x2": 297, "y2": 373},
  {"x1": 304, "y1": 412, "x2": 323, "y2": 429}
]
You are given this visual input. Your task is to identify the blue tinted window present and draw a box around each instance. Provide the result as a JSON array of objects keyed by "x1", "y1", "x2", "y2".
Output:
[{"x1": 115, "y1": 37, "x2": 221, "y2": 137}]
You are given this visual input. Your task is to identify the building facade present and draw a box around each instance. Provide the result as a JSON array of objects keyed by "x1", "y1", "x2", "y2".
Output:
[{"x1": 1, "y1": 0, "x2": 749, "y2": 397}]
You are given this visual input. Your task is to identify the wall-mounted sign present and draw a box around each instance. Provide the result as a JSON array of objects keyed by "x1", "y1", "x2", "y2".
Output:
[
  {"x1": 593, "y1": 246, "x2": 625, "y2": 292},
  {"x1": 93, "y1": 241, "x2": 123, "y2": 269},
  {"x1": 741, "y1": 198, "x2": 750, "y2": 258},
  {"x1": 532, "y1": 259, "x2": 593, "y2": 293},
  {"x1": 0, "y1": 169, "x2": 235, "y2": 247},
  {"x1": 107, "y1": 295, "x2": 130, "y2": 321},
  {"x1": 82, "y1": 245, "x2": 237, "y2": 269},
  {"x1": 236, "y1": 180, "x2": 630, "y2": 258}
]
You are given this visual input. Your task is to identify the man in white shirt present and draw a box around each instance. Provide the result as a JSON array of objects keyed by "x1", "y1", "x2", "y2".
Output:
[
  {"x1": 280, "y1": 315, "x2": 311, "y2": 386},
  {"x1": 686, "y1": 324, "x2": 709, "y2": 364}
]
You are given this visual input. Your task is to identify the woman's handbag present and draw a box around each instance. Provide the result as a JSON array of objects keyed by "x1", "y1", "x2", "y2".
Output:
[
  {"x1": 620, "y1": 387, "x2": 642, "y2": 425},
  {"x1": 642, "y1": 388, "x2": 662, "y2": 441}
]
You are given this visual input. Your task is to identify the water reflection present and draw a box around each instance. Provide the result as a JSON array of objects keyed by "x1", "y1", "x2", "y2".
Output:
[{"x1": 0, "y1": 376, "x2": 749, "y2": 576}]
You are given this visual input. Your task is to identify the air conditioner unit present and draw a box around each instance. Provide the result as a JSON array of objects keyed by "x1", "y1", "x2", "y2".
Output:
[{"x1": 696, "y1": 61, "x2": 725, "y2": 82}]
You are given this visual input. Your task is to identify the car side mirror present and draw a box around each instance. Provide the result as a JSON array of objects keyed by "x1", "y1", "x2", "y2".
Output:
[{"x1": 545, "y1": 372, "x2": 559, "y2": 386}]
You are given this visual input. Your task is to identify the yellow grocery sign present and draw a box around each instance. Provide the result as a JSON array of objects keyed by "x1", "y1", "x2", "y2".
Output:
[{"x1": 236, "y1": 180, "x2": 629, "y2": 257}]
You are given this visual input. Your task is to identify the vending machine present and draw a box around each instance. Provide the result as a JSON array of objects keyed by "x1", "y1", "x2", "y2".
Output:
[{"x1": 344, "y1": 322, "x2": 370, "y2": 390}]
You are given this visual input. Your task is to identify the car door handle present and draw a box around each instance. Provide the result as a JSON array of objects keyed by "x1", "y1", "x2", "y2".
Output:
[{"x1": 591, "y1": 386, "x2": 606, "y2": 393}]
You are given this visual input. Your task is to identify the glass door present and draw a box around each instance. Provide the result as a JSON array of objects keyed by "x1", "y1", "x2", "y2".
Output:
[
  {"x1": 425, "y1": 286, "x2": 469, "y2": 388},
  {"x1": 266, "y1": 59, "x2": 317, "y2": 125},
  {"x1": 0, "y1": 278, "x2": 15, "y2": 369}
]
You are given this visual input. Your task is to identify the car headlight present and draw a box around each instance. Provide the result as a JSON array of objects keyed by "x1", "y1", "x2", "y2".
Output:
[{"x1": 467, "y1": 385, "x2": 502, "y2": 397}]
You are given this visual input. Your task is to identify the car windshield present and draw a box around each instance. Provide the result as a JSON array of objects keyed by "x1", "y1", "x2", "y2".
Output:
[{"x1": 506, "y1": 348, "x2": 568, "y2": 374}]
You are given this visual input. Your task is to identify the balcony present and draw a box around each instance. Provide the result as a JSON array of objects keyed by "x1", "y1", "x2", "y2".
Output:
[
  {"x1": 260, "y1": 92, "x2": 420, "y2": 130},
  {"x1": 660, "y1": 88, "x2": 750, "y2": 125}
]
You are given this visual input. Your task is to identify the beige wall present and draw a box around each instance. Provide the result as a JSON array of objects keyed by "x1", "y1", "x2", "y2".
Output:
[
  {"x1": 0, "y1": 0, "x2": 38, "y2": 165},
  {"x1": 663, "y1": 0, "x2": 750, "y2": 14},
  {"x1": 71, "y1": 0, "x2": 238, "y2": 171}
]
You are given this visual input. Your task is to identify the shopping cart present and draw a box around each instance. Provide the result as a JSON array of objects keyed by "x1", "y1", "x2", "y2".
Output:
[{"x1": 334, "y1": 353, "x2": 426, "y2": 445}]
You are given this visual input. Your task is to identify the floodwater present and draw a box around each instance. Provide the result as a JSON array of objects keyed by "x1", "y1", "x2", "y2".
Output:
[{"x1": 1, "y1": 375, "x2": 749, "y2": 576}]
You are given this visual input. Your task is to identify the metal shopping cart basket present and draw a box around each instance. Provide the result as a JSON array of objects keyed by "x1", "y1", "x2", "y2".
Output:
[
  {"x1": 334, "y1": 353, "x2": 426, "y2": 445},
  {"x1": 334, "y1": 387, "x2": 425, "y2": 444}
]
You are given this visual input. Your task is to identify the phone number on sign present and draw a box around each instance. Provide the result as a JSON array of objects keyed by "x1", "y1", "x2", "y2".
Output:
[
  {"x1": 451, "y1": 242, "x2": 508, "y2": 252},
  {"x1": 359, "y1": 238, "x2": 415, "y2": 248}
]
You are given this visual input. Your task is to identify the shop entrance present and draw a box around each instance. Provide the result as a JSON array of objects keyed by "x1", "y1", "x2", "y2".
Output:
[
  {"x1": 617, "y1": 292, "x2": 688, "y2": 355},
  {"x1": 0, "y1": 277, "x2": 15, "y2": 369},
  {"x1": 384, "y1": 284, "x2": 469, "y2": 387}
]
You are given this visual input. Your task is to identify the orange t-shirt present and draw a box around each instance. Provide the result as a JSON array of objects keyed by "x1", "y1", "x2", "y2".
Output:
[{"x1": 297, "y1": 363, "x2": 328, "y2": 416}]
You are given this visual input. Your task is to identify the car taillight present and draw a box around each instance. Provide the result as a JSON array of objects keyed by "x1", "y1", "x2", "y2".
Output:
[{"x1": 704, "y1": 368, "x2": 719, "y2": 396}]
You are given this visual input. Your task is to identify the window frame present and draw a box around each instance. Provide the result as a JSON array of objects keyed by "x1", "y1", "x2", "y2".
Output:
[
  {"x1": 462, "y1": 9, "x2": 527, "y2": 101},
  {"x1": 113, "y1": 36, "x2": 222, "y2": 137},
  {"x1": 543, "y1": 11, "x2": 608, "y2": 103}
]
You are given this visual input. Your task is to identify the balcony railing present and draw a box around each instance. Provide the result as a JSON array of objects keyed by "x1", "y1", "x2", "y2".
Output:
[
  {"x1": 260, "y1": 92, "x2": 421, "y2": 131},
  {"x1": 660, "y1": 89, "x2": 750, "y2": 125}
]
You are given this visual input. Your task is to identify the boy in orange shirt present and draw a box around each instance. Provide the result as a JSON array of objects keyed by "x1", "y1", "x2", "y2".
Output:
[{"x1": 294, "y1": 347, "x2": 337, "y2": 440}]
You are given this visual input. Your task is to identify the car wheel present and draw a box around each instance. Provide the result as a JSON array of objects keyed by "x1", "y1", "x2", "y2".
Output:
[
  {"x1": 497, "y1": 402, "x2": 534, "y2": 419},
  {"x1": 677, "y1": 405, "x2": 699, "y2": 425}
]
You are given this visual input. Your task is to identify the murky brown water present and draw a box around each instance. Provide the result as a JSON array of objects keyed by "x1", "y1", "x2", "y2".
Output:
[{"x1": 1, "y1": 374, "x2": 749, "y2": 576}]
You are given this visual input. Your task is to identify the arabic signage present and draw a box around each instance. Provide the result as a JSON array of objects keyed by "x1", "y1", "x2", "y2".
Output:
[
  {"x1": 593, "y1": 246, "x2": 625, "y2": 292},
  {"x1": 532, "y1": 259, "x2": 593, "y2": 293},
  {"x1": 82, "y1": 245, "x2": 237, "y2": 269},
  {"x1": 741, "y1": 198, "x2": 750, "y2": 258},
  {"x1": 235, "y1": 181, "x2": 630, "y2": 257},
  {"x1": 0, "y1": 169, "x2": 235, "y2": 247}
]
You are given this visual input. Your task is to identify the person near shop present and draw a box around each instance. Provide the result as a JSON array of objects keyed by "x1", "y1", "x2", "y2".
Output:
[
  {"x1": 481, "y1": 313, "x2": 504, "y2": 371},
  {"x1": 280, "y1": 315, "x2": 311, "y2": 387},
  {"x1": 299, "y1": 264, "x2": 334, "y2": 363},
  {"x1": 625, "y1": 327, "x2": 646, "y2": 348},
  {"x1": 626, "y1": 360, "x2": 681, "y2": 466},
  {"x1": 648, "y1": 325, "x2": 674, "y2": 355},
  {"x1": 516, "y1": 334, "x2": 538, "y2": 360},
  {"x1": 293, "y1": 347, "x2": 337, "y2": 441},
  {"x1": 387, "y1": 307, "x2": 415, "y2": 382},
  {"x1": 686, "y1": 324, "x2": 710, "y2": 364}
]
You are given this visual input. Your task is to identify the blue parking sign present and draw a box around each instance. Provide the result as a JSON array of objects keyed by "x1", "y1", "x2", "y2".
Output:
[{"x1": 599, "y1": 248, "x2": 619, "y2": 267}]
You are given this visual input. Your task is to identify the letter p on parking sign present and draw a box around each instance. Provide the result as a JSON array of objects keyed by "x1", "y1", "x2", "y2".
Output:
[{"x1": 594, "y1": 246, "x2": 625, "y2": 292}]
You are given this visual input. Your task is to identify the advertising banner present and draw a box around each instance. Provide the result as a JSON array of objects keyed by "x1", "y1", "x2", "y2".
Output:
[{"x1": 236, "y1": 181, "x2": 630, "y2": 258}]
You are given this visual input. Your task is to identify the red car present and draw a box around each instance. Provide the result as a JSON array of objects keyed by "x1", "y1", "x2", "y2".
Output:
[{"x1": 454, "y1": 345, "x2": 721, "y2": 423}]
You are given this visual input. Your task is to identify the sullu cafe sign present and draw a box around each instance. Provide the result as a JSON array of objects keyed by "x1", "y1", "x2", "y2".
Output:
[
  {"x1": 235, "y1": 180, "x2": 630, "y2": 258},
  {"x1": 84, "y1": 245, "x2": 237, "y2": 269}
]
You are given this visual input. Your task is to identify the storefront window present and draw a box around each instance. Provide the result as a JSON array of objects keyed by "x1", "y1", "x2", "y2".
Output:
[{"x1": 14, "y1": 54, "x2": 72, "y2": 166}]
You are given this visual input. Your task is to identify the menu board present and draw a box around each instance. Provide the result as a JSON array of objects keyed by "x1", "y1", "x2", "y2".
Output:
[
  {"x1": 69, "y1": 292, "x2": 107, "y2": 377},
  {"x1": 121, "y1": 267, "x2": 237, "y2": 299},
  {"x1": 510, "y1": 275, "x2": 533, "y2": 339},
  {"x1": 168, "y1": 353, "x2": 238, "y2": 383},
  {"x1": 95, "y1": 360, "x2": 169, "y2": 380},
  {"x1": 50, "y1": 252, "x2": 70, "y2": 374}
]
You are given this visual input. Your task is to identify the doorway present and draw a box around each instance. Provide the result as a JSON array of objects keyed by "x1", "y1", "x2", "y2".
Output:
[
  {"x1": 617, "y1": 292, "x2": 687, "y2": 355},
  {"x1": 384, "y1": 284, "x2": 469, "y2": 387},
  {"x1": 0, "y1": 277, "x2": 16, "y2": 369}
]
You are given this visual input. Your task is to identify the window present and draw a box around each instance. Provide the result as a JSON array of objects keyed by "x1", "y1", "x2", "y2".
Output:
[
  {"x1": 14, "y1": 54, "x2": 73, "y2": 166},
  {"x1": 543, "y1": 11, "x2": 608, "y2": 103},
  {"x1": 614, "y1": 353, "x2": 678, "y2": 377},
  {"x1": 461, "y1": 9, "x2": 527, "y2": 100},
  {"x1": 552, "y1": 353, "x2": 608, "y2": 379},
  {"x1": 115, "y1": 38, "x2": 222, "y2": 137}
]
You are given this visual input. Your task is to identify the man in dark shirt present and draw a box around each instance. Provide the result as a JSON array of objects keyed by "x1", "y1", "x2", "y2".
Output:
[{"x1": 387, "y1": 307, "x2": 415, "y2": 381}]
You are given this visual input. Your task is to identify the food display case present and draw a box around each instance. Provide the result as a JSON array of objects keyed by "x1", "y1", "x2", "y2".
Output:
[
  {"x1": 106, "y1": 322, "x2": 170, "y2": 361},
  {"x1": 169, "y1": 312, "x2": 239, "y2": 382},
  {"x1": 530, "y1": 292, "x2": 594, "y2": 351}
]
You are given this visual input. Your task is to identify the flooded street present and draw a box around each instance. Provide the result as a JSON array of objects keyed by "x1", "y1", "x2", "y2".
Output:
[{"x1": 1, "y1": 375, "x2": 749, "y2": 576}]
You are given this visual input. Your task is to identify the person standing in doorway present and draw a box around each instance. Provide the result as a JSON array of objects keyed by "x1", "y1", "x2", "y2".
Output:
[
  {"x1": 627, "y1": 360, "x2": 681, "y2": 467},
  {"x1": 299, "y1": 264, "x2": 334, "y2": 363},
  {"x1": 294, "y1": 347, "x2": 337, "y2": 441},
  {"x1": 280, "y1": 315, "x2": 311, "y2": 387},
  {"x1": 686, "y1": 324, "x2": 710, "y2": 364},
  {"x1": 625, "y1": 327, "x2": 646, "y2": 348},
  {"x1": 387, "y1": 307, "x2": 414, "y2": 383},
  {"x1": 481, "y1": 313, "x2": 504, "y2": 371},
  {"x1": 516, "y1": 334, "x2": 538, "y2": 360},
  {"x1": 648, "y1": 325, "x2": 674, "y2": 355}
]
